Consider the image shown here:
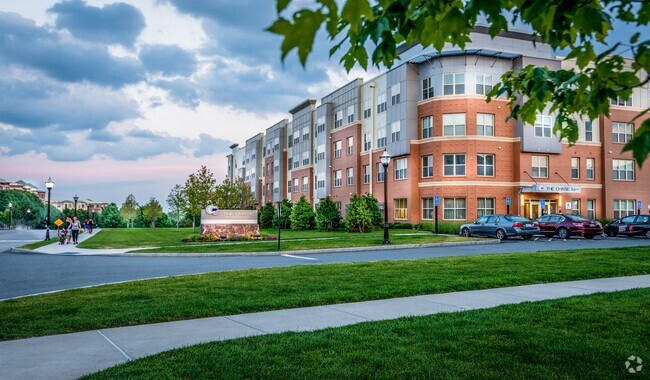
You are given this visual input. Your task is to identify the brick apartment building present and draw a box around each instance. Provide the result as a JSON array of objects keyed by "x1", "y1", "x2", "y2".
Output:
[{"x1": 227, "y1": 28, "x2": 650, "y2": 223}]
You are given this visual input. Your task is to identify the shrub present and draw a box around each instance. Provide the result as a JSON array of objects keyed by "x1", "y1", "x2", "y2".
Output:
[
  {"x1": 315, "y1": 196, "x2": 341, "y2": 231},
  {"x1": 259, "y1": 202, "x2": 275, "y2": 228},
  {"x1": 273, "y1": 199, "x2": 293, "y2": 229},
  {"x1": 388, "y1": 222, "x2": 413, "y2": 229},
  {"x1": 290, "y1": 196, "x2": 316, "y2": 230},
  {"x1": 345, "y1": 194, "x2": 373, "y2": 232}
]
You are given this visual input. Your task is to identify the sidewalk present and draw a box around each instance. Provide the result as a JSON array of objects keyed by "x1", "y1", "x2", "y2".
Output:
[
  {"x1": 31, "y1": 229, "x2": 152, "y2": 255},
  {"x1": 1, "y1": 275, "x2": 648, "y2": 380}
]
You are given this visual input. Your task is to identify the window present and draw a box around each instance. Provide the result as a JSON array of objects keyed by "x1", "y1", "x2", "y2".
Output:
[
  {"x1": 363, "y1": 100, "x2": 371, "y2": 119},
  {"x1": 288, "y1": 136, "x2": 293, "y2": 148},
  {"x1": 477, "y1": 113, "x2": 494, "y2": 136},
  {"x1": 587, "y1": 199, "x2": 595, "y2": 220},
  {"x1": 391, "y1": 121, "x2": 401, "y2": 142},
  {"x1": 477, "y1": 198, "x2": 495, "y2": 217},
  {"x1": 302, "y1": 177, "x2": 309, "y2": 191},
  {"x1": 347, "y1": 105, "x2": 355, "y2": 124},
  {"x1": 377, "y1": 127, "x2": 386, "y2": 148},
  {"x1": 347, "y1": 137, "x2": 353, "y2": 155},
  {"x1": 287, "y1": 158, "x2": 292, "y2": 170},
  {"x1": 422, "y1": 198, "x2": 434, "y2": 220},
  {"x1": 571, "y1": 199, "x2": 580, "y2": 216},
  {"x1": 363, "y1": 133, "x2": 371, "y2": 151},
  {"x1": 585, "y1": 121, "x2": 593, "y2": 141},
  {"x1": 586, "y1": 158, "x2": 595, "y2": 180},
  {"x1": 534, "y1": 115, "x2": 552, "y2": 138},
  {"x1": 477, "y1": 154, "x2": 494, "y2": 176},
  {"x1": 613, "y1": 159, "x2": 634, "y2": 181},
  {"x1": 333, "y1": 170, "x2": 342, "y2": 187},
  {"x1": 444, "y1": 73, "x2": 464, "y2": 95},
  {"x1": 532, "y1": 156, "x2": 549, "y2": 178},
  {"x1": 443, "y1": 113, "x2": 466, "y2": 136},
  {"x1": 613, "y1": 199, "x2": 635, "y2": 219},
  {"x1": 571, "y1": 157, "x2": 580, "y2": 179},
  {"x1": 302, "y1": 127, "x2": 309, "y2": 141},
  {"x1": 612, "y1": 122, "x2": 633, "y2": 143},
  {"x1": 317, "y1": 145, "x2": 325, "y2": 162},
  {"x1": 422, "y1": 155, "x2": 433, "y2": 178},
  {"x1": 444, "y1": 198, "x2": 466, "y2": 220},
  {"x1": 391, "y1": 84, "x2": 401, "y2": 105},
  {"x1": 476, "y1": 74, "x2": 493, "y2": 95},
  {"x1": 334, "y1": 141, "x2": 342, "y2": 158},
  {"x1": 334, "y1": 111, "x2": 343, "y2": 129},
  {"x1": 293, "y1": 131, "x2": 300, "y2": 146},
  {"x1": 363, "y1": 165, "x2": 370, "y2": 184},
  {"x1": 347, "y1": 167, "x2": 354, "y2": 186},
  {"x1": 422, "y1": 116, "x2": 433, "y2": 139},
  {"x1": 293, "y1": 154, "x2": 300, "y2": 169},
  {"x1": 316, "y1": 172, "x2": 325, "y2": 189},
  {"x1": 377, "y1": 93, "x2": 387, "y2": 113},
  {"x1": 302, "y1": 151, "x2": 309, "y2": 166},
  {"x1": 377, "y1": 163, "x2": 385, "y2": 182},
  {"x1": 293, "y1": 178, "x2": 299, "y2": 193},
  {"x1": 422, "y1": 77, "x2": 433, "y2": 99},
  {"x1": 395, "y1": 158, "x2": 407, "y2": 180},
  {"x1": 273, "y1": 181, "x2": 279, "y2": 194},
  {"x1": 610, "y1": 96, "x2": 632, "y2": 107},
  {"x1": 443, "y1": 154, "x2": 466, "y2": 176},
  {"x1": 394, "y1": 198, "x2": 407, "y2": 220}
]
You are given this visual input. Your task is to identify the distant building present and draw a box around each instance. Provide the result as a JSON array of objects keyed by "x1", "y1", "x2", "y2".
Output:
[
  {"x1": 0, "y1": 178, "x2": 46, "y2": 202},
  {"x1": 51, "y1": 199, "x2": 108, "y2": 215}
]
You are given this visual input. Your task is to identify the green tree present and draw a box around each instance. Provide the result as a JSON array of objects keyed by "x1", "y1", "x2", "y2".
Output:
[
  {"x1": 259, "y1": 202, "x2": 276, "y2": 228},
  {"x1": 183, "y1": 165, "x2": 217, "y2": 232},
  {"x1": 290, "y1": 196, "x2": 316, "y2": 230},
  {"x1": 0, "y1": 190, "x2": 45, "y2": 229},
  {"x1": 345, "y1": 194, "x2": 373, "y2": 233},
  {"x1": 315, "y1": 196, "x2": 341, "y2": 231},
  {"x1": 120, "y1": 194, "x2": 139, "y2": 228},
  {"x1": 98, "y1": 203, "x2": 123, "y2": 228},
  {"x1": 363, "y1": 193, "x2": 383, "y2": 229},
  {"x1": 141, "y1": 197, "x2": 163, "y2": 228},
  {"x1": 213, "y1": 177, "x2": 256, "y2": 210},
  {"x1": 270, "y1": 0, "x2": 650, "y2": 165},
  {"x1": 166, "y1": 184, "x2": 186, "y2": 231},
  {"x1": 272, "y1": 199, "x2": 293, "y2": 229}
]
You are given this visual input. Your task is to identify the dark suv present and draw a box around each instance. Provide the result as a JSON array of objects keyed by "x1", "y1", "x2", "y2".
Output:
[
  {"x1": 536, "y1": 214, "x2": 603, "y2": 239},
  {"x1": 604, "y1": 215, "x2": 650, "y2": 238}
]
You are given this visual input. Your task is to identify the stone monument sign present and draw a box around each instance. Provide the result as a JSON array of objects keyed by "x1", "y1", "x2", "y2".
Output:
[{"x1": 200, "y1": 206, "x2": 259, "y2": 236}]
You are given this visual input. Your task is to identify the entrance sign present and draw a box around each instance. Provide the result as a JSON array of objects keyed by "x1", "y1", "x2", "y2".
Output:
[
  {"x1": 522, "y1": 185, "x2": 581, "y2": 193},
  {"x1": 200, "y1": 208, "x2": 259, "y2": 236}
]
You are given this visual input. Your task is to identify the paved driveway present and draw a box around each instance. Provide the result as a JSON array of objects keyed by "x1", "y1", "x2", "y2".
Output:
[{"x1": 1, "y1": 232, "x2": 649, "y2": 300}]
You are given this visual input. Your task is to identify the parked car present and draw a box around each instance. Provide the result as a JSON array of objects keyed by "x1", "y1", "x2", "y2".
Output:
[
  {"x1": 459, "y1": 214, "x2": 540, "y2": 240},
  {"x1": 604, "y1": 215, "x2": 650, "y2": 238},
  {"x1": 536, "y1": 214, "x2": 603, "y2": 239}
]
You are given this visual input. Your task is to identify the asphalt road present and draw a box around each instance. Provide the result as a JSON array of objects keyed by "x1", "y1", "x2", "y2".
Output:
[{"x1": 1, "y1": 230, "x2": 649, "y2": 300}]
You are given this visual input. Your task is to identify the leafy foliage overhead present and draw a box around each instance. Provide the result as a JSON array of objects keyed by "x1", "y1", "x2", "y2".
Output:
[{"x1": 269, "y1": 0, "x2": 650, "y2": 165}]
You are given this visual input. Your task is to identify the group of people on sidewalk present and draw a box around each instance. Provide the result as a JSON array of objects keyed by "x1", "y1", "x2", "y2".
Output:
[{"x1": 58, "y1": 216, "x2": 95, "y2": 245}]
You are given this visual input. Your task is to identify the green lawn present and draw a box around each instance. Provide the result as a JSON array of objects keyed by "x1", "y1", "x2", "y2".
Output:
[
  {"x1": 77, "y1": 228, "x2": 471, "y2": 253},
  {"x1": 20, "y1": 240, "x2": 58, "y2": 250},
  {"x1": 1, "y1": 246, "x2": 648, "y2": 341},
  {"x1": 84, "y1": 288, "x2": 650, "y2": 379}
]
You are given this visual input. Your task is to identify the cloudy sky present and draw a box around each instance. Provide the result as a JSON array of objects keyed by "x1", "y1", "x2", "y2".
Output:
[
  {"x1": 0, "y1": 0, "x2": 374, "y2": 207},
  {"x1": 0, "y1": 1, "x2": 642, "y2": 210}
]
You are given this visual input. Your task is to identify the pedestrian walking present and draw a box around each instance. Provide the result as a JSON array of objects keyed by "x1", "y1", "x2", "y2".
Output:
[
  {"x1": 71, "y1": 216, "x2": 82, "y2": 244},
  {"x1": 65, "y1": 217, "x2": 73, "y2": 244},
  {"x1": 88, "y1": 218, "x2": 94, "y2": 234}
]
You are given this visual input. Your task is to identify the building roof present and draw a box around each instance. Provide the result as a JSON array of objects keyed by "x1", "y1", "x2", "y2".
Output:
[{"x1": 408, "y1": 49, "x2": 520, "y2": 65}]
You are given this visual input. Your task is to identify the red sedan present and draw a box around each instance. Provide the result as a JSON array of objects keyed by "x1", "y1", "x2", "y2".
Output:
[{"x1": 536, "y1": 214, "x2": 603, "y2": 239}]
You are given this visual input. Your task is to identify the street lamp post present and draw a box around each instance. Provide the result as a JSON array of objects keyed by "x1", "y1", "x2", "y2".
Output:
[
  {"x1": 26, "y1": 209, "x2": 31, "y2": 229},
  {"x1": 380, "y1": 150, "x2": 391, "y2": 244},
  {"x1": 45, "y1": 177, "x2": 54, "y2": 241},
  {"x1": 73, "y1": 194, "x2": 79, "y2": 217},
  {"x1": 7, "y1": 202, "x2": 12, "y2": 230}
]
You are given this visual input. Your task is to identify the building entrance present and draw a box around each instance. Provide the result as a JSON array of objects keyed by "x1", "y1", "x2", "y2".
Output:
[{"x1": 524, "y1": 199, "x2": 557, "y2": 219}]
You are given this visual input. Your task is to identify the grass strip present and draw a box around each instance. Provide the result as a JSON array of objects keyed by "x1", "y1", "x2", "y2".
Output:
[
  {"x1": 84, "y1": 289, "x2": 650, "y2": 379},
  {"x1": 20, "y1": 240, "x2": 58, "y2": 250},
  {"x1": 0, "y1": 246, "x2": 648, "y2": 341},
  {"x1": 77, "y1": 228, "x2": 470, "y2": 253}
]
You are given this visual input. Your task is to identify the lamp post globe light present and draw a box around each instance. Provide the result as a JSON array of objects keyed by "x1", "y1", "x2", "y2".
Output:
[
  {"x1": 73, "y1": 194, "x2": 79, "y2": 217},
  {"x1": 7, "y1": 202, "x2": 12, "y2": 230},
  {"x1": 380, "y1": 150, "x2": 391, "y2": 244},
  {"x1": 45, "y1": 177, "x2": 54, "y2": 241}
]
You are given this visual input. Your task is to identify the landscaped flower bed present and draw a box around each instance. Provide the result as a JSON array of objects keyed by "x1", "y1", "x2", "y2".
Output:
[{"x1": 181, "y1": 233, "x2": 276, "y2": 243}]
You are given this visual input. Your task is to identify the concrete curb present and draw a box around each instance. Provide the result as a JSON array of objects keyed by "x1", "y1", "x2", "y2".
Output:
[{"x1": 23, "y1": 238, "x2": 500, "y2": 257}]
